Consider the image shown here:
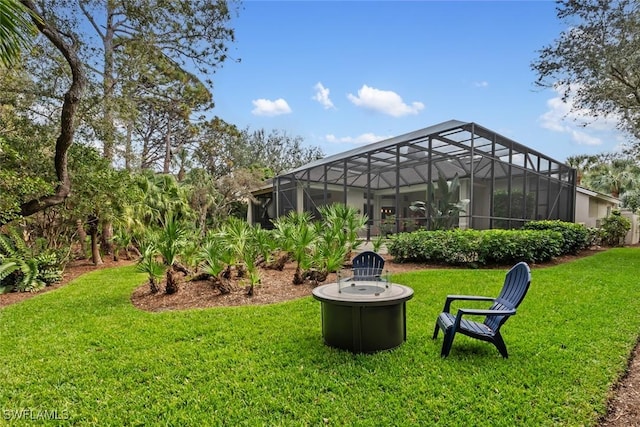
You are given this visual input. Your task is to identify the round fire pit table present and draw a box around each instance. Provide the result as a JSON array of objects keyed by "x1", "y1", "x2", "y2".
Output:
[{"x1": 312, "y1": 281, "x2": 414, "y2": 353}]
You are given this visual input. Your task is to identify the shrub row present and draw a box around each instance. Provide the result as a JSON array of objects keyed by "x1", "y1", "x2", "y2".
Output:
[
  {"x1": 388, "y1": 221, "x2": 590, "y2": 266},
  {"x1": 522, "y1": 220, "x2": 590, "y2": 254}
]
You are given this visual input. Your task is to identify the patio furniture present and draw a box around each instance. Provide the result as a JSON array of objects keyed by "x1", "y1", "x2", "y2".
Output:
[
  {"x1": 351, "y1": 251, "x2": 385, "y2": 281},
  {"x1": 432, "y1": 261, "x2": 531, "y2": 358},
  {"x1": 313, "y1": 281, "x2": 413, "y2": 353}
]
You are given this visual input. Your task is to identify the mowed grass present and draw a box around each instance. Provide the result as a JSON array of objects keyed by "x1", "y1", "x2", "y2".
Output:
[{"x1": 1, "y1": 248, "x2": 640, "y2": 426}]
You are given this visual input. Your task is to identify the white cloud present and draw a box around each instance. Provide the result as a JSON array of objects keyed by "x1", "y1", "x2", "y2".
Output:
[
  {"x1": 539, "y1": 86, "x2": 620, "y2": 146},
  {"x1": 347, "y1": 85, "x2": 424, "y2": 117},
  {"x1": 570, "y1": 129, "x2": 602, "y2": 146},
  {"x1": 474, "y1": 81, "x2": 489, "y2": 88},
  {"x1": 251, "y1": 98, "x2": 292, "y2": 116},
  {"x1": 325, "y1": 132, "x2": 391, "y2": 145},
  {"x1": 312, "y1": 82, "x2": 334, "y2": 109}
]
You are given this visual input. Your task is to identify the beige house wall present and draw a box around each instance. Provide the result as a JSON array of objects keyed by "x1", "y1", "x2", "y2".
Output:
[{"x1": 575, "y1": 188, "x2": 616, "y2": 228}]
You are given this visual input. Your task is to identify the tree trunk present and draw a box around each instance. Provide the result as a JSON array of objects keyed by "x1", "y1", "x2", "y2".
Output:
[
  {"x1": 6, "y1": 1, "x2": 87, "y2": 227},
  {"x1": 76, "y1": 219, "x2": 87, "y2": 259},
  {"x1": 165, "y1": 268, "x2": 179, "y2": 294},
  {"x1": 101, "y1": 6, "x2": 116, "y2": 161},
  {"x1": 124, "y1": 122, "x2": 133, "y2": 171},
  {"x1": 87, "y1": 214, "x2": 103, "y2": 265},
  {"x1": 293, "y1": 266, "x2": 304, "y2": 285},
  {"x1": 101, "y1": 222, "x2": 113, "y2": 255},
  {"x1": 163, "y1": 119, "x2": 172, "y2": 174},
  {"x1": 90, "y1": 229, "x2": 103, "y2": 266},
  {"x1": 149, "y1": 278, "x2": 159, "y2": 294}
]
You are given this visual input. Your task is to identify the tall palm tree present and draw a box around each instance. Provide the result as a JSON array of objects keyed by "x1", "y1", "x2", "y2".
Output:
[
  {"x1": 584, "y1": 158, "x2": 640, "y2": 198},
  {"x1": 566, "y1": 154, "x2": 599, "y2": 186}
]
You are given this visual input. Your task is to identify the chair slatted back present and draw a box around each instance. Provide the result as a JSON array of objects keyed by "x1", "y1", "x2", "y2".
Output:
[
  {"x1": 352, "y1": 251, "x2": 385, "y2": 281},
  {"x1": 484, "y1": 262, "x2": 531, "y2": 332}
]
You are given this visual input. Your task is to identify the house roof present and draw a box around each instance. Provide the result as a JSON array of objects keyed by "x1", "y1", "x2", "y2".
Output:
[
  {"x1": 283, "y1": 119, "x2": 469, "y2": 175},
  {"x1": 576, "y1": 186, "x2": 620, "y2": 205},
  {"x1": 277, "y1": 119, "x2": 575, "y2": 191}
]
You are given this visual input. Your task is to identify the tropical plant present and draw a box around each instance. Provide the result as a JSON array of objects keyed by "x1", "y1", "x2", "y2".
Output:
[
  {"x1": 372, "y1": 235, "x2": 386, "y2": 252},
  {"x1": 241, "y1": 237, "x2": 261, "y2": 296},
  {"x1": 319, "y1": 203, "x2": 367, "y2": 255},
  {"x1": 218, "y1": 216, "x2": 252, "y2": 278},
  {"x1": 252, "y1": 226, "x2": 277, "y2": 266},
  {"x1": 0, "y1": 0, "x2": 38, "y2": 68},
  {"x1": 0, "y1": 227, "x2": 64, "y2": 293},
  {"x1": 410, "y1": 172, "x2": 469, "y2": 230},
  {"x1": 566, "y1": 154, "x2": 599, "y2": 186},
  {"x1": 135, "y1": 245, "x2": 164, "y2": 294},
  {"x1": 155, "y1": 213, "x2": 188, "y2": 294},
  {"x1": 196, "y1": 235, "x2": 232, "y2": 294},
  {"x1": 273, "y1": 211, "x2": 316, "y2": 285},
  {"x1": 583, "y1": 158, "x2": 640, "y2": 198}
]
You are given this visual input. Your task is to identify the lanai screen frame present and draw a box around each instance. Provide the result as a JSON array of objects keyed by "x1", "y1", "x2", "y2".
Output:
[{"x1": 271, "y1": 120, "x2": 576, "y2": 238}]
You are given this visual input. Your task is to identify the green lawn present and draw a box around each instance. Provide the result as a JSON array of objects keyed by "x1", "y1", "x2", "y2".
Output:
[{"x1": 1, "y1": 248, "x2": 639, "y2": 426}]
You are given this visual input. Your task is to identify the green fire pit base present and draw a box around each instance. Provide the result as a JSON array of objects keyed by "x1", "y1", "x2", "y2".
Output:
[{"x1": 312, "y1": 282, "x2": 414, "y2": 353}]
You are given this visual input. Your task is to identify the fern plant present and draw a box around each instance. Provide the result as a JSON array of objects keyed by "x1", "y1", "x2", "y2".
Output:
[{"x1": 0, "y1": 227, "x2": 65, "y2": 293}]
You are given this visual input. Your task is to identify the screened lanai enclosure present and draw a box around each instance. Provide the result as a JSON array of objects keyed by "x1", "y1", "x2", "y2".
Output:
[{"x1": 251, "y1": 120, "x2": 576, "y2": 239}]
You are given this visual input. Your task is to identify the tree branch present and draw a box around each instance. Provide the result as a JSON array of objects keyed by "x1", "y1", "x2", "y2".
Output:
[
  {"x1": 15, "y1": 1, "x2": 87, "y2": 221},
  {"x1": 78, "y1": 0, "x2": 105, "y2": 40}
]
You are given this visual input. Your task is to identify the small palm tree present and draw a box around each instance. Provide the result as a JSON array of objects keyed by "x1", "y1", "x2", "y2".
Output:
[
  {"x1": 319, "y1": 203, "x2": 367, "y2": 255},
  {"x1": 219, "y1": 216, "x2": 251, "y2": 278},
  {"x1": 273, "y1": 211, "x2": 316, "y2": 285},
  {"x1": 199, "y1": 237, "x2": 232, "y2": 294},
  {"x1": 155, "y1": 213, "x2": 188, "y2": 294},
  {"x1": 136, "y1": 245, "x2": 165, "y2": 294}
]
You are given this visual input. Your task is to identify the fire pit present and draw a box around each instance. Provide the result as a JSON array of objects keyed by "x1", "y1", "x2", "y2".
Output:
[{"x1": 312, "y1": 280, "x2": 414, "y2": 353}]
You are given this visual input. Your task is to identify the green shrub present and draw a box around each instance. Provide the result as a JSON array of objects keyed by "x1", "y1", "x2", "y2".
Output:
[
  {"x1": 523, "y1": 220, "x2": 589, "y2": 254},
  {"x1": 477, "y1": 229, "x2": 563, "y2": 265},
  {"x1": 388, "y1": 228, "x2": 564, "y2": 266},
  {"x1": 600, "y1": 211, "x2": 631, "y2": 247}
]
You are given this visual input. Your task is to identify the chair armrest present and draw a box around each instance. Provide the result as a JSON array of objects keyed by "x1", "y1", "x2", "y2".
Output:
[
  {"x1": 443, "y1": 295, "x2": 495, "y2": 312},
  {"x1": 457, "y1": 308, "x2": 516, "y2": 317}
]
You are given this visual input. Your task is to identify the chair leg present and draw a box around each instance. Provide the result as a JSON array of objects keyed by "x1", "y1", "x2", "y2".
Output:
[
  {"x1": 441, "y1": 329, "x2": 456, "y2": 357},
  {"x1": 432, "y1": 322, "x2": 440, "y2": 339},
  {"x1": 492, "y1": 332, "x2": 509, "y2": 358}
]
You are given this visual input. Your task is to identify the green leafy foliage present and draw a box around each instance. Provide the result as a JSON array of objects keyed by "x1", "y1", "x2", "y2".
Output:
[
  {"x1": 600, "y1": 210, "x2": 631, "y2": 247},
  {"x1": 388, "y1": 228, "x2": 565, "y2": 266},
  {"x1": 409, "y1": 172, "x2": 469, "y2": 230},
  {"x1": 0, "y1": 226, "x2": 64, "y2": 293},
  {"x1": 523, "y1": 220, "x2": 590, "y2": 254},
  {"x1": 136, "y1": 245, "x2": 164, "y2": 294},
  {"x1": 272, "y1": 204, "x2": 368, "y2": 284}
]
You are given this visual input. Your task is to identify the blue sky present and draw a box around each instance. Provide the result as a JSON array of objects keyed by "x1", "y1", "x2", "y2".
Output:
[{"x1": 211, "y1": 0, "x2": 628, "y2": 163}]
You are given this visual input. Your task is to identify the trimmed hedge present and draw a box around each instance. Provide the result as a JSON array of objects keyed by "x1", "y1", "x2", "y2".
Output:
[
  {"x1": 522, "y1": 220, "x2": 589, "y2": 254},
  {"x1": 388, "y1": 228, "x2": 564, "y2": 266}
]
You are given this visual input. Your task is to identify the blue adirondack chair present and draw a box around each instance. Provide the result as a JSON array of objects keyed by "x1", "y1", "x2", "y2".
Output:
[
  {"x1": 432, "y1": 262, "x2": 531, "y2": 358},
  {"x1": 351, "y1": 251, "x2": 385, "y2": 281}
]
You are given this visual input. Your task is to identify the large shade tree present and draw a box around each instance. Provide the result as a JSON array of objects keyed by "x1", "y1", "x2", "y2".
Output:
[
  {"x1": 0, "y1": 0, "x2": 86, "y2": 227},
  {"x1": 532, "y1": 0, "x2": 640, "y2": 140}
]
